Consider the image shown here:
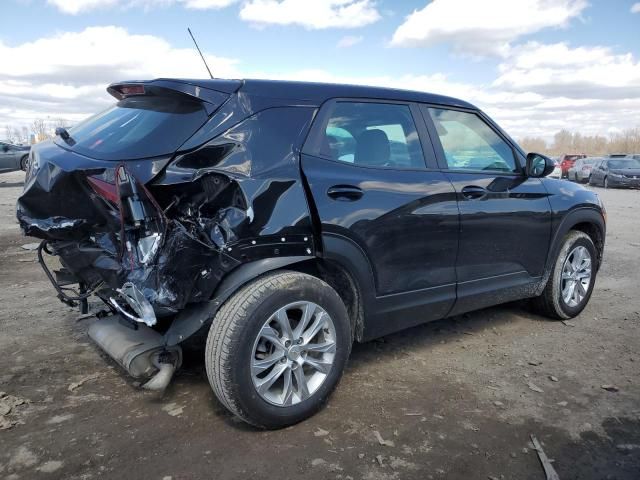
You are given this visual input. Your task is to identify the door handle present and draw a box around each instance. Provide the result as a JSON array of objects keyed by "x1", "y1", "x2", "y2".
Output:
[
  {"x1": 327, "y1": 185, "x2": 363, "y2": 201},
  {"x1": 461, "y1": 185, "x2": 487, "y2": 200}
]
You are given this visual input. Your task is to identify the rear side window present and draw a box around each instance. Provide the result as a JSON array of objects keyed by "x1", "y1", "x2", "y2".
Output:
[
  {"x1": 319, "y1": 102, "x2": 425, "y2": 169},
  {"x1": 60, "y1": 95, "x2": 209, "y2": 161},
  {"x1": 427, "y1": 108, "x2": 517, "y2": 173}
]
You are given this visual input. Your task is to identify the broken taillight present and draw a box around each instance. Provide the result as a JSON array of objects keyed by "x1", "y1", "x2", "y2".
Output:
[{"x1": 87, "y1": 176, "x2": 118, "y2": 204}]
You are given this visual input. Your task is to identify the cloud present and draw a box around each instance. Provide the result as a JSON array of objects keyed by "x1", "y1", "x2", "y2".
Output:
[
  {"x1": 494, "y1": 42, "x2": 640, "y2": 99},
  {"x1": 390, "y1": 0, "x2": 588, "y2": 56},
  {"x1": 2, "y1": 25, "x2": 639, "y2": 143},
  {"x1": 47, "y1": 0, "x2": 238, "y2": 15},
  {"x1": 0, "y1": 26, "x2": 239, "y2": 124},
  {"x1": 337, "y1": 35, "x2": 363, "y2": 48},
  {"x1": 239, "y1": 0, "x2": 381, "y2": 29},
  {"x1": 178, "y1": 0, "x2": 239, "y2": 8},
  {"x1": 47, "y1": 0, "x2": 119, "y2": 14},
  {"x1": 632, "y1": 2, "x2": 640, "y2": 13}
]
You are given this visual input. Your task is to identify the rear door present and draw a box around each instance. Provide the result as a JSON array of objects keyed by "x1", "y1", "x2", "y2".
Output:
[
  {"x1": 301, "y1": 99, "x2": 459, "y2": 336},
  {"x1": 421, "y1": 105, "x2": 552, "y2": 315}
]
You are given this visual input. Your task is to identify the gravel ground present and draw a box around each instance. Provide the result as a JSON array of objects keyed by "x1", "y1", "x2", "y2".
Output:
[{"x1": 0, "y1": 169, "x2": 639, "y2": 480}]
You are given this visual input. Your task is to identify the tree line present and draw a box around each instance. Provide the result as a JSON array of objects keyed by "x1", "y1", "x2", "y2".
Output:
[
  {"x1": 3, "y1": 118, "x2": 70, "y2": 145},
  {"x1": 519, "y1": 127, "x2": 640, "y2": 157}
]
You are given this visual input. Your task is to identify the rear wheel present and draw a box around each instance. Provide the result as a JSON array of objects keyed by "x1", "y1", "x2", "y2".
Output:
[
  {"x1": 205, "y1": 271, "x2": 351, "y2": 429},
  {"x1": 531, "y1": 231, "x2": 597, "y2": 319}
]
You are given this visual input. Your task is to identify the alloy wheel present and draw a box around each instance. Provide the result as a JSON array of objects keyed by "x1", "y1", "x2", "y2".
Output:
[
  {"x1": 251, "y1": 301, "x2": 337, "y2": 407},
  {"x1": 560, "y1": 246, "x2": 592, "y2": 308}
]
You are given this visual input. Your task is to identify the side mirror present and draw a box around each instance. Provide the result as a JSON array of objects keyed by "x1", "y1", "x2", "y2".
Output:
[{"x1": 526, "y1": 152, "x2": 555, "y2": 178}]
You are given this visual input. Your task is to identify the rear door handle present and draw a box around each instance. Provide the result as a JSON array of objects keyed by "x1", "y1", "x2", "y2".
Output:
[
  {"x1": 327, "y1": 185, "x2": 363, "y2": 201},
  {"x1": 461, "y1": 185, "x2": 487, "y2": 200}
]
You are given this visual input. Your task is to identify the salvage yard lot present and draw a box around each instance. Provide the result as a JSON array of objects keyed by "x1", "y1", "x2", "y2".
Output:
[{"x1": 0, "y1": 169, "x2": 639, "y2": 479}]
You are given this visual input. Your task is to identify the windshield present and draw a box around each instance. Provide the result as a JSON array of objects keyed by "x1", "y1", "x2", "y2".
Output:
[
  {"x1": 59, "y1": 95, "x2": 209, "y2": 161},
  {"x1": 609, "y1": 159, "x2": 640, "y2": 169}
]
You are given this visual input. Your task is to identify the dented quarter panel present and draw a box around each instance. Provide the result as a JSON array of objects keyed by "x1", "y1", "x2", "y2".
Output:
[
  {"x1": 17, "y1": 100, "x2": 318, "y2": 333},
  {"x1": 152, "y1": 106, "x2": 318, "y2": 265}
]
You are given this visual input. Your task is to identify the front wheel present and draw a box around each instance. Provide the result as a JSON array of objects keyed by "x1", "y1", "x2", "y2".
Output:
[
  {"x1": 604, "y1": 176, "x2": 609, "y2": 189},
  {"x1": 531, "y1": 230, "x2": 598, "y2": 319},
  {"x1": 20, "y1": 155, "x2": 29, "y2": 171},
  {"x1": 205, "y1": 271, "x2": 351, "y2": 429}
]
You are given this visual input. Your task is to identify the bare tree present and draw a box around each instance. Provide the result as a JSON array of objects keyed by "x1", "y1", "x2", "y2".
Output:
[
  {"x1": 31, "y1": 119, "x2": 50, "y2": 143},
  {"x1": 20, "y1": 126, "x2": 30, "y2": 145},
  {"x1": 4, "y1": 125, "x2": 16, "y2": 143},
  {"x1": 519, "y1": 126, "x2": 640, "y2": 157},
  {"x1": 519, "y1": 136, "x2": 547, "y2": 153}
]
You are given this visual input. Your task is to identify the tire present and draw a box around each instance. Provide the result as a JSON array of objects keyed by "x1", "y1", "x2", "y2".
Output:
[
  {"x1": 205, "y1": 271, "x2": 351, "y2": 429},
  {"x1": 19, "y1": 155, "x2": 28, "y2": 171},
  {"x1": 531, "y1": 230, "x2": 598, "y2": 320},
  {"x1": 604, "y1": 176, "x2": 609, "y2": 189}
]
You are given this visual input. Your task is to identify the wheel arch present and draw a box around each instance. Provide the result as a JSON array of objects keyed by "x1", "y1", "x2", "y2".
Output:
[
  {"x1": 546, "y1": 207, "x2": 605, "y2": 276},
  {"x1": 165, "y1": 239, "x2": 372, "y2": 346}
]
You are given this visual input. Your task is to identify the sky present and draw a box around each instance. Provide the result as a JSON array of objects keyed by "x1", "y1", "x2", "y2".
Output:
[{"x1": 1, "y1": 0, "x2": 639, "y2": 141}]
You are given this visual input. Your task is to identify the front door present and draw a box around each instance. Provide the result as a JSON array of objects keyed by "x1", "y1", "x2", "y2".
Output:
[
  {"x1": 422, "y1": 105, "x2": 552, "y2": 315},
  {"x1": 301, "y1": 100, "x2": 459, "y2": 336}
]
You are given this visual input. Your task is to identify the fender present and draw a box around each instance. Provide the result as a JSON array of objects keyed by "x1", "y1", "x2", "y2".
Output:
[
  {"x1": 537, "y1": 206, "x2": 606, "y2": 295},
  {"x1": 320, "y1": 232, "x2": 376, "y2": 309},
  {"x1": 164, "y1": 256, "x2": 311, "y2": 346}
]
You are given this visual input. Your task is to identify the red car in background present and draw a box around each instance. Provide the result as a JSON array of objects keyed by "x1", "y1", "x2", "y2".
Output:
[{"x1": 559, "y1": 154, "x2": 587, "y2": 178}]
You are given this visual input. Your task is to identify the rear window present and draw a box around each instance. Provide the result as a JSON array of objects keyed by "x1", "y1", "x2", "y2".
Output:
[
  {"x1": 59, "y1": 95, "x2": 209, "y2": 161},
  {"x1": 609, "y1": 159, "x2": 640, "y2": 169}
]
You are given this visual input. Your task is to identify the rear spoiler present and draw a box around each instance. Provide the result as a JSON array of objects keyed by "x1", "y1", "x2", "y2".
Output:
[{"x1": 107, "y1": 78, "x2": 242, "y2": 113}]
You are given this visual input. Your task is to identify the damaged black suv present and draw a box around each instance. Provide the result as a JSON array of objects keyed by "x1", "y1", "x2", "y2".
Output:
[{"x1": 18, "y1": 78, "x2": 606, "y2": 428}]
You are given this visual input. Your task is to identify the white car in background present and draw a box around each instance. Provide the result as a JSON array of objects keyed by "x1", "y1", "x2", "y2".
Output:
[
  {"x1": 568, "y1": 157, "x2": 600, "y2": 183},
  {"x1": 548, "y1": 159, "x2": 562, "y2": 179}
]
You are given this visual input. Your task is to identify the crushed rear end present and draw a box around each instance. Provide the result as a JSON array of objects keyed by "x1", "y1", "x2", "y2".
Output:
[{"x1": 17, "y1": 79, "x2": 317, "y2": 389}]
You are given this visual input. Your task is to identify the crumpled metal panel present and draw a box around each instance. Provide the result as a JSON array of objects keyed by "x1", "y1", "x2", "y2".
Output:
[{"x1": 16, "y1": 105, "x2": 317, "y2": 329}]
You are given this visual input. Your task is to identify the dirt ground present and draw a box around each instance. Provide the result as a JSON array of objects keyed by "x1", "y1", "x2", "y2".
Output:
[{"x1": 0, "y1": 169, "x2": 638, "y2": 480}]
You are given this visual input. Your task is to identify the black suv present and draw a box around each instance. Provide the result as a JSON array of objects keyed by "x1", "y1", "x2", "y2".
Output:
[{"x1": 17, "y1": 78, "x2": 606, "y2": 428}]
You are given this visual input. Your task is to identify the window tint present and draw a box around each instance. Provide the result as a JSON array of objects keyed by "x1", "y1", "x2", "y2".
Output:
[
  {"x1": 428, "y1": 108, "x2": 517, "y2": 173},
  {"x1": 609, "y1": 159, "x2": 640, "y2": 169},
  {"x1": 59, "y1": 95, "x2": 209, "y2": 161},
  {"x1": 320, "y1": 102, "x2": 425, "y2": 169}
]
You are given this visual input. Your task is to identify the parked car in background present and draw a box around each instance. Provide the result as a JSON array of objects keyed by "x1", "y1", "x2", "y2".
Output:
[
  {"x1": 589, "y1": 158, "x2": 640, "y2": 188},
  {"x1": 0, "y1": 141, "x2": 30, "y2": 173},
  {"x1": 548, "y1": 158, "x2": 562, "y2": 179},
  {"x1": 559, "y1": 154, "x2": 586, "y2": 179},
  {"x1": 17, "y1": 78, "x2": 606, "y2": 428},
  {"x1": 568, "y1": 157, "x2": 600, "y2": 183}
]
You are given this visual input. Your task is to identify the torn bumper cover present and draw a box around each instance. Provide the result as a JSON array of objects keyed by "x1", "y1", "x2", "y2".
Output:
[{"x1": 17, "y1": 157, "x2": 241, "y2": 328}]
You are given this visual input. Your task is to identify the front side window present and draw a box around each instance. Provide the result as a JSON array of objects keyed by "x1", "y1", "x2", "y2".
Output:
[
  {"x1": 320, "y1": 102, "x2": 425, "y2": 169},
  {"x1": 427, "y1": 108, "x2": 517, "y2": 173}
]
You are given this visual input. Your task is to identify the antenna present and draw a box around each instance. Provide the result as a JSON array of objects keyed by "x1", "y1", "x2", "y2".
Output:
[{"x1": 187, "y1": 27, "x2": 214, "y2": 79}]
